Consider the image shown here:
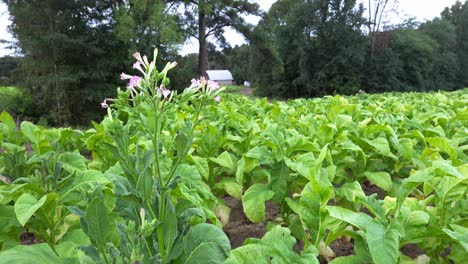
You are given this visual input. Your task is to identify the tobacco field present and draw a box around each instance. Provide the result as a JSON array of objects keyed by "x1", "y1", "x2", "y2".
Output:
[{"x1": 0, "y1": 53, "x2": 467, "y2": 264}]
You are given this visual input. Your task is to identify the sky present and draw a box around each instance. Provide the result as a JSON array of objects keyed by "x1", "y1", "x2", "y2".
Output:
[{"x1": 0, "y1": 0, "x2": 461, "y2": 57}]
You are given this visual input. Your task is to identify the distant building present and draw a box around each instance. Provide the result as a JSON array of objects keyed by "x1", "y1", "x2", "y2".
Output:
[{"x1": 206, "y1": 70, "x2": 234, "y2": 85}]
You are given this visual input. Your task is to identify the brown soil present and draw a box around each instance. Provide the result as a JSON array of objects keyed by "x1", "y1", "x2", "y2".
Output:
[
  {"x1": 20, "y1": 231, "x2": 42, "y2": 245},
  {"x1": 330, "y1": 238, "x2": 355, "y2": 257},
  {"x1": 361, "y1": 180, "x2": 386, "y2": 199},
  {"x1": 400, "y1": 244, "x2": 426, "y2": 259},
  {"x1": 222, "y1": 196, "x2": 281, "y2": 249}
]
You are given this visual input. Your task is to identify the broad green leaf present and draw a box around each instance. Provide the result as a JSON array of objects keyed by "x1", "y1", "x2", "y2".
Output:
[
  {"x1": 442, "y1": 224, "x2": 468, "y2": 251},
  {"x1": 221, "y1": 180, "x2": 243, "y2": 199},
  {"x1": 242, "y1": 184, "x2": 274, "y2": 223},
  {"x1": 85, "y1": 198, "x2": 119, "y2": 249},
  {"x1": 327, "y1": 206, "x2": 372, "y2": 230},
  {"x1": 366, "y1": 220, "x2": 400, "y2": 264},
  {"x1": 408, "y1": 211, "x2": 430, "y2": 226},
  {"x1": 225, "y1": 244, "x2": 270, "y2": 264},
  {"x1": 0, "y1": 243, "x2": 60, "y2": 264},
  {"x1": 329, "y1": 256, "x2": 362, "y2": 264},
  {"x1": 59, "y1": 152, "x2": 87, "y2": 172},
  {"x1": 364, "y1": 171, "x2": 392, "y2": 191},
  {"x1": 432, "y1": 161, "x2": 464, "y2": 178},
  {"x1": 192, "y1": 156, "x2": 209, "y2": 180},
  {"x1": 0, "y1": 205, "x2": 21, "y2": 231},
  {"x1": 235, "y1": 157, "x2": 246, "y2": 184},
  {"x1": 136, "y1": 170, "x2": 154, "y2": 202},
  {"x1": 287, "y1": 183, "x2": 321, "y2": 245},
  {"x1": 363, "y1": 137, "x2": 396, "y2": 158},
  {"x1": 14, "y1": 193, "x2": 47, "y2": 226},
  {"x1": 182, "y1": 223, "x2": 230, "y2": 264},
  {"x1": 210, "y1": 151, "x2": 234, "y2": 170},
  {"x1": 397, "y1": 138, "x2": 413, "y2": 159},
  {"x1": 269, "y1": 161, "x2": 289, "y2": 202},
  {"x1": 20, "y1": 121, "x2": 39, "y2": 144},
  {"x1": 426, "y1": 137, "x2": 456, "y2": 158},
  {"x1": 0, "y1": 111, "x2": 15, "y2": 132}
]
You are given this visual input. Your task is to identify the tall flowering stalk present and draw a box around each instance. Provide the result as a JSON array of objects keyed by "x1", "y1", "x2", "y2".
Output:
[{"x1": 99, "y1": 49, "x2": 224, "y2": 262}]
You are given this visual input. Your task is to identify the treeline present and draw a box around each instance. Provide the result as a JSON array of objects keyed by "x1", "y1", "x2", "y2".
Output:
[
  {"x1": 202, "y1": 0, "x2": 468, "y2": 98},
  {"x1": 1, "y1": 0, "x2": 467, "y2": 124}
]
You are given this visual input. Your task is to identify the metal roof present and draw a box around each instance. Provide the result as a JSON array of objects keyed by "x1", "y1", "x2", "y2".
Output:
[{"x1": 206, "y1": 70, "x2": 233, "y2": 81}]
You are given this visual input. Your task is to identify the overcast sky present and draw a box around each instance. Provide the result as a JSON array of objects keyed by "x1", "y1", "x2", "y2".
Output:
[{"x1": 0, "y1": 0, "x2": 461, "y2": 56}]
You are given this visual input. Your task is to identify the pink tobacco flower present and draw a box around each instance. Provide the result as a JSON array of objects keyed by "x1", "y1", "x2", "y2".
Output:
[
  {"x1": 101, "y1": 99, "x2": 109, "y2": 108},
  {"x1": 128, "y1": 76, "x2": 142, "y2": 88},
  {"x1": 191, "y1": 78, "x2": 202, "y2": 87},
  {"x1": 120, "y1": 72, "x2": 132, "y2": 80},
  {"x1": 215, "y1": 95, "x2": 221, "y2": 102},
  {"x1": 133, "y1": 52, "x2": 143, "y2": 63},
  {"x1": 133, "y1": 61, "x2": 141, "y2": 69},
  {"x1": 162, "y1": 89, "x2": 171, "y2": 99},
  {"x1": 208, "y1": 80, "x2": 219, "y2": 91}
]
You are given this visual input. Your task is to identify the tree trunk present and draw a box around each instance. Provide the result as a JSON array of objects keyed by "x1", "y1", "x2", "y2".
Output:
[{"x1": 198, "y1": 0, "x2": 208, "y2": 78}]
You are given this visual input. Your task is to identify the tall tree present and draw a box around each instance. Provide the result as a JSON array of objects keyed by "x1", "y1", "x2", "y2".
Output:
[
  {"x1": 362, "y1": 0, "x2": 399, "y2": 57},
  {"x1": 250, "y1": 0, "x2": 367, "y2": 98},
  {"x1": 441, "y1": 0, "x2": 468, "y2": 86},
  {"x1": 114, "y1": 0, "x2": 183, "y2": 62},
  {"x1": 2, "y1": 0, "x2": 126, "y2": 124},
  {"x1": 168, "y1": 0, "x2": 259, "y2": 77}
]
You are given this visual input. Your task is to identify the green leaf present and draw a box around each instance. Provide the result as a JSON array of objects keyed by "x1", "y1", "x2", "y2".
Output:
[
  {"x1": 210, "y1": 151, "x2": 234, "y2": 170},
  {"x1": 221, "y1": 179, "x2": 243, "y2": 199},
  {"x1": 426, "y1": 137, "x2": 456, "y2": 158},
  {"x1": 329, "y1": 256, "x2": 363, "y2": 264},
  {"x1": 242, "y1": 184, "x2": 275, "y2": 223},
  {"x1": 182, "y1": 223, "x2": 230, "y2": 264},
  {"x1": 225, "y1": 226, "x2": 316, "y2": 264},
  {"x1": 14, "y1": 193, "x2": 47, "y2": 226},
  {"x1": 397, "y1": 138, "x2": 413, "y2": 159},
  {"x1": 0, "y1": 243, "x2": 60, "y2": 264},
  {"x1": 136, "y1": 170, "x2": 154, "y2": 202},
  {"x1": 225, "y1": 244, "x2": 269, "y2": 264},
  {"x1": 408, "y1": 211, "x2": 430, "y2": 226},
  {"x1": 0, "y1": 111, "x2": 15, "y2": 132},
  {"x1": 442, "y1": 224, "x2": 468, "y2": 251},
  {"x1": 0, "y1": 205, "x2": 21, "y2": 232},
  {"x1": 364, "y1": 172, "x2": 392, "y2": 191},
  {"x1": 59, "y1": 152, "x2": 87, "y2": 172},
  {"x1": 235, "y1": 157, "x2": 246, "y2": 184},
  {"x1": 192, "y1": 156, "x2": 210, "y2": 180},
  {"x1": 269, "y1": 161, "x2": 289, "y2": 202},
  {"x1": 363, "y1": 137, "x2": 396, "y2": 158},
  {"x1": 327, "y1": 206, "x2": 372, "y2": 230},
  {"x1": 366, "y1": 220, "x2": 400, "y2": 264},
  {"x1": 85, "y1": 198, "x2": 119, "y2": 249}
]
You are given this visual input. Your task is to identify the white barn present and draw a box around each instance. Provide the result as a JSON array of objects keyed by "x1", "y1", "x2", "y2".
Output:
[{"x1": 206, "y1": 70, "x2": 234, "y2": 85}]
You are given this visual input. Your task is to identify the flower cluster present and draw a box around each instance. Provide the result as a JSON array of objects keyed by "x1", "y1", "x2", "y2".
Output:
[{"x1": 101, "y1": 48, "x2": 223, "y2": 108}]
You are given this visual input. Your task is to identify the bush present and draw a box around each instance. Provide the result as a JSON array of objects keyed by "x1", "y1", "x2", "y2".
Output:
[{"x1": 0, "y1": 86, "x2": 32, "y2": 118}]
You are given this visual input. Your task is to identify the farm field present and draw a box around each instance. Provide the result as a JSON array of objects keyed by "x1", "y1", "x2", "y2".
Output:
[{"x1": 0, "y1": 83, "x2": 467, "y2": 263}]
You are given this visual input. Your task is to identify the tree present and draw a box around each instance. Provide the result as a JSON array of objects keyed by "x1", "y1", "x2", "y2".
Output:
[
  {"x1": 168, "y1": 0, "x2": 259, "y2": 77},
  {"x1": 362, "y1": 0, "x2": 399, "y2": 57},
  {"x1": 441, "y1": 0, "x2": 468, "y2": 86},
  {"x1": 250, "y1": 0, "x2": 367, "y2": 98},
  {"x1": 2, "y1": 0, "x2": 129, "y2": 124},
  {"x1": 114, "y1": 0, "x2": 183, "y2": 63}
]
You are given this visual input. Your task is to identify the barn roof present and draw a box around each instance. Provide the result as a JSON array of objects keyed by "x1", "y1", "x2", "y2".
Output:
[{"x1": 206, "y1": 70, "x2": 233, "y2": 81}]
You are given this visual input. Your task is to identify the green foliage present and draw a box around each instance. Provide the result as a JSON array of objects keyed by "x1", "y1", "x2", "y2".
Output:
[{"x1": 0, "y1": 86, "x2": 32, "y2": 118}]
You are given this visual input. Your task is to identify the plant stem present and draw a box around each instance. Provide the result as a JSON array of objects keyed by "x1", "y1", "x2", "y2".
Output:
[
  {"x1": 157, "y1": 191, "x2": 166, "y2": 261},
  {"x1": 101, "y1": 247, "x2": 110, "y2": 264},
  {"x1": 164, "y1": 101, "x2": 204, "y2": 187}
]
